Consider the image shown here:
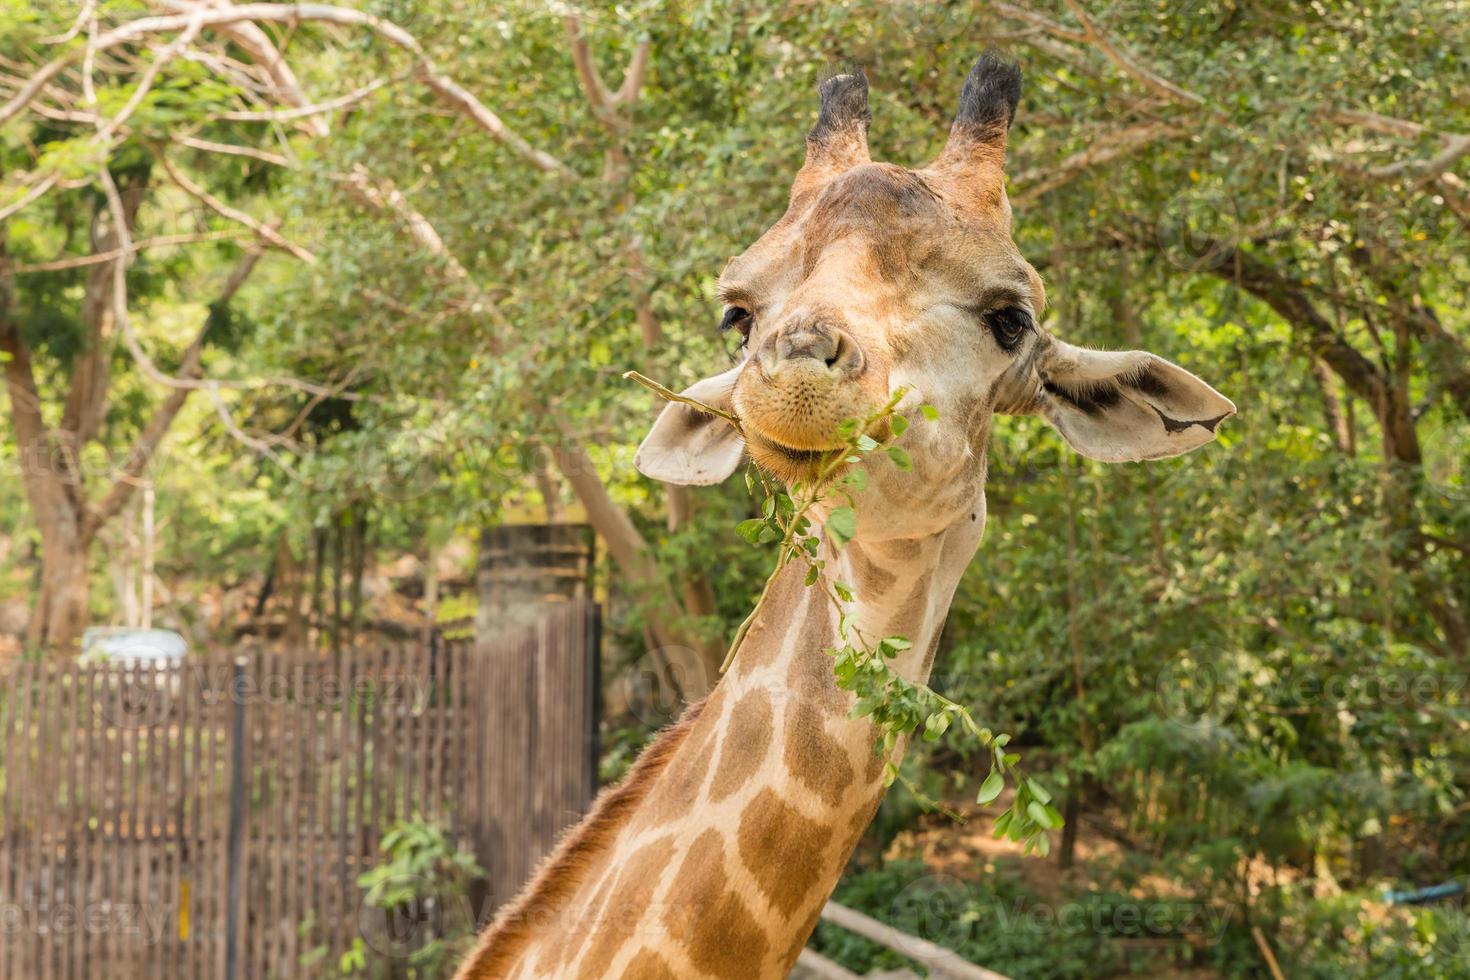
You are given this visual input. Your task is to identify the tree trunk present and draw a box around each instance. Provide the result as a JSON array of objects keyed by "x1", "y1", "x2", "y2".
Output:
[
  {"x1": 28, "y1": 526, "x2": 90, "y2": 655},
  {"x1": 551, "y1": 414, "x2": 723, "y2": 689}
]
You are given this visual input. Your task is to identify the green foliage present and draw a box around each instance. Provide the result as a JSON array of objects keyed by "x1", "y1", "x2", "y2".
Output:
[
  {"x1": 316, "y1": 817, "x2": 487, "y2": 979},
  {"x1": 811, "y1": 860, "x2": 1127, "y2": 979}
]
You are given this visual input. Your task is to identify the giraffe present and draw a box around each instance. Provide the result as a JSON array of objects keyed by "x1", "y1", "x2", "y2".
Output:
[{"x1": 454, "y1": 53, "x2": 1235, "y2": 980}]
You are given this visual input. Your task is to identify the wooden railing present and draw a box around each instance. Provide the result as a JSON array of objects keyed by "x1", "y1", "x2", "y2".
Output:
[{"x1": 795, "y1": 900, "x2": 1012, "y2": 980}]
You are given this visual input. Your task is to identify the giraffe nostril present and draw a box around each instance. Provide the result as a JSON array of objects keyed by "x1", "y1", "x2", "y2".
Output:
[{"x1": 774, "y1": 323, "x2": 863, "y2": 378}]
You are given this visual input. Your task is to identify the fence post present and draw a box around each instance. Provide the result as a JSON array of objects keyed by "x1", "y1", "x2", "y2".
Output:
[
  {"x1": 586, "y1": 602, "x2": 602, "y2": 796},
  {"x1": 225, "y1": 657, "x2": 248, "y2": 980}
]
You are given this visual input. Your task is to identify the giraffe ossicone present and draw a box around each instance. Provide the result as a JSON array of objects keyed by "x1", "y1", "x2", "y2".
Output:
[{"x1": 456, "y1": 51, "x2": 1234, "y2": 980}]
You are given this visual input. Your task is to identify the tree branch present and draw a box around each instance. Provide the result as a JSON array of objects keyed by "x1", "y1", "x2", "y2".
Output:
[
  {"x1": 565, "y1": 14, "x2": 613, "y2": 113},
  {"x1": 159, "y1": 0, "x2": 330, "y2": 138},
  {"x1": 84, "y1": 246, "x2": 264, "y2": 538},
  {"x1": 4, "y1": 231, "x2": 244, "y2": 274},
  {"x1": 209, "y1": 77, "x2": 390, "y2": 126},
  {"x1": 1215, "y1": 246, "x2": 1387, "y2": 408},
  {"x1": 614, "y1": 38, "x2": 651, "y2": 107},
  {"x1": 1060, "y1": 0, "x2": 1206, "y2": 107},
  {"x1": 1011, "y1": 121, "x2": 1182, "y2": 205},
  {"x1": 172, "y1": 133, "x2": 290, "y2": 166},
  {"x1": 3, "y1": 3, "x2": 573, "y2": 176},
  {"x1": 154, "y1": 145, "x2": 317, "y2": 263}
]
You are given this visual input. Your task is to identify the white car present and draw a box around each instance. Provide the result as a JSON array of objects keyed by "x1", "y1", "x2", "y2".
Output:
[{"x1": 80, "y1": 627, "x2": 187, "y2": 665}]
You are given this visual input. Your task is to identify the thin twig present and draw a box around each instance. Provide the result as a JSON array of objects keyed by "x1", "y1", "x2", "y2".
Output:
[
  {"x1": 0, "y1": 173, "x2": 60, "y2": 222},
  {"x1": 211, "y1": 76, "x2": 389, "y2": 123},
  {"x1": 173, "y1": 134, "x2": 290, "y2": 166},
  {"x1": 5, "y1": 230, "x2": 245, "y2": 274},
  {"x1": 623, "y1": 370, "x2": 743, "y2": 430},
  {"x1": 153, "y1": 144, "x2": 317, "y2": 263}
]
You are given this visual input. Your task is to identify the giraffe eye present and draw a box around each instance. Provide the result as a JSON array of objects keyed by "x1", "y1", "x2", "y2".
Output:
[
  {"x1": 720, "y1": 306, "x2": 752, "y2": 341},
  {"x1": 985, "y1": 307, "x2": 1031, "y2": 352}
]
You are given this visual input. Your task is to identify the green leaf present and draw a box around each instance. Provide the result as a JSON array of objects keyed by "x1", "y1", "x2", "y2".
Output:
[
  {"x1": 833, "y1": 580, "x2": 854, "y2": 602},
  {"x1": 886, "y1": 445, "x2": 912, "y2": 471},
  {"x1": 826, "y1": 506, "x2": 857, "y2": 547},
  {"x1": 736, "y1": 518, "x2": 765, "y2": 543},
  {"x1": 920, "y1": 404, "x2": 939, "y2": 420},
  {"x1": 1027, "y1": 800, "x2": 1058, "y2": 829},
  {"x1": 923, "y1": 712, "x2": 951, "y2": 741},
  {"x1": 890, "y1": 415, "x2": 909, "y2": 437},
  {"x1": 1027, "y1": 779, "x2": 1053, "y2": 805},
  {"x1": 855, "y1": 433, "x2": 879, "y2": 452},
  {"x1": 977, "y1": 769, "x2": 1004, "y2": 805}
]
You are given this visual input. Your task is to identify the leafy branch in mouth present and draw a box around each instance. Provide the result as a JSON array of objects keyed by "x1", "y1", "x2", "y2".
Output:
[{"x1": 627, "y1": 373, "x2": 1061, "y2": 854}]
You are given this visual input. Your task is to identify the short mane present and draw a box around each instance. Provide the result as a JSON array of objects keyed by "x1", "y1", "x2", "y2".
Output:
[{"x1": 452, "y1": 696, "x2": 709, "y2": 979}]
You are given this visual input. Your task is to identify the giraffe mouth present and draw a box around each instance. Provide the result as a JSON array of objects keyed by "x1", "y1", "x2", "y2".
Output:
[{"x1": 744, "y1": 430, "x2": 846, "y2": 482}]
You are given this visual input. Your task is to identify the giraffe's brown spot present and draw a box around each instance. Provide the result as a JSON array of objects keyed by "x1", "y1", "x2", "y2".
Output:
[
  {"x1": 785, "y1": 644, "x2": 849, "y2": 715},
  {"x1": 708, "y1": 688, "x2": 773, "y2": 802},
  {"x1": 884, "y1": 574, "x2": 932, "y2": 642},
  {"x1": 663, "y1": 830, "x2": 769, "y2": 979},
  {"x1": 575, "y1": 836, "x2": 675, "y2": 980},
  {"x1": 781, "y1": 901, "x2": 828, "y2": 973},
  {"x1": 554, "y1": 863, "x2": 618, "y2": 969},
  {"x1": 919, "y1": 625, "x2": 945, "y2": 676},
  {"x1": 783, "y1": 700, "x2": 855, "y2": 808},
  {"x1": 738, "y1": 788, "x2": 831, "y2": 917},
  {"x1": 620, "y1": 949, "x2": 680, "y2": 980},
  {"x1": 644, "y1": 711, "x2": 718, "y2": 817},
  {"x1": 784, "y1": 598, "x2": 847, "y2": 715},
  {"x1": 873, "y1": 536, "x2": 923, "y2": 561},
  {"x1": 843, "y1": 792, "x2": 885, "y2": 855},
  {"x1": 864, "y1": 743, "x2": 886, "y2": 784},
  {"x1": 847, "y1": 542, "x2": 898, "y2": 595},
  {"x1": 733, "y1": 564, "x2": 806, "y2": 668}
]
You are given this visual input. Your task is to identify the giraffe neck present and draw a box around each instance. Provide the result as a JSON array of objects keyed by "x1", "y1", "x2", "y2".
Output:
[{"x1": 458, "y1": 501, "x2": 987, "y2": 980}]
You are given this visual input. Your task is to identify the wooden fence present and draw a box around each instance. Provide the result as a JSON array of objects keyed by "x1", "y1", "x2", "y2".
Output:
[{"x1": 0, "y1": 600, "x2": 599, "y2": 979}]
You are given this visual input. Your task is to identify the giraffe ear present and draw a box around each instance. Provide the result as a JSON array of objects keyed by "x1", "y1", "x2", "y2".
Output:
[
  {"x1": 634, "y1": 365, "x2": 746, "y2": 486},
  {"x1": 1032, "y1": 341, "x2": 1236, "y2": 462}
]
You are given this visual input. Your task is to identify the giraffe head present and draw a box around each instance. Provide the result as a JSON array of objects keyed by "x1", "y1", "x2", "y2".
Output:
[{"x1": 638, "y1": 55, "x2": 1234, "y2": 539}]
